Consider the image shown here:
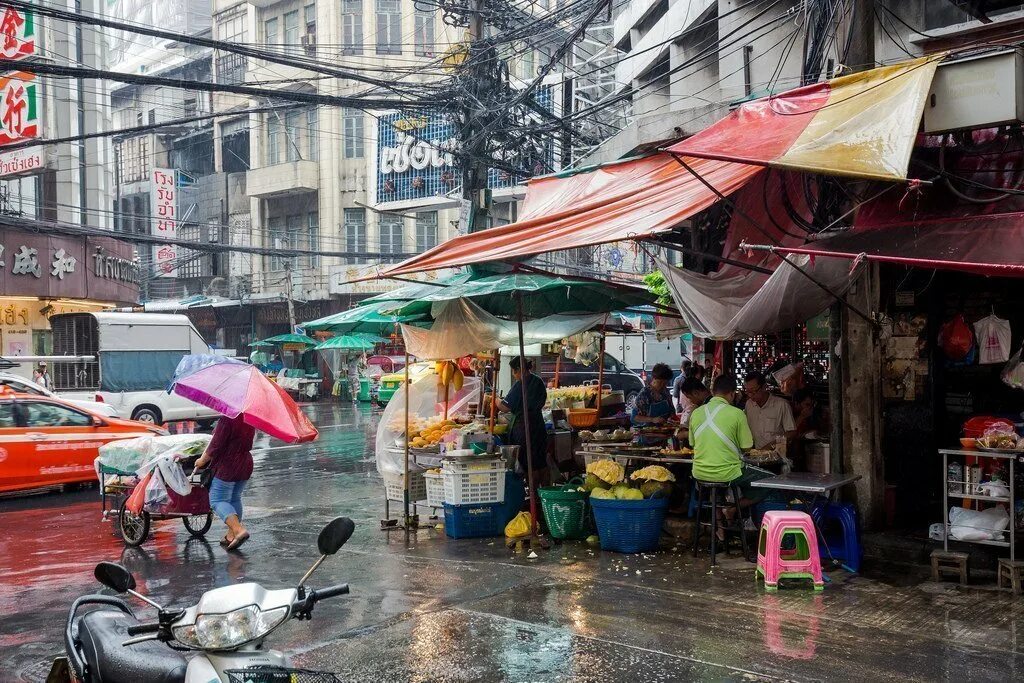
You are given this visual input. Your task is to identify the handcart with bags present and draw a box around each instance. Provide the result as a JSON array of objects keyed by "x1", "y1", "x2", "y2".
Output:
[{"x1": 94, "y1": 434, "x2": 214, "y2": 546}]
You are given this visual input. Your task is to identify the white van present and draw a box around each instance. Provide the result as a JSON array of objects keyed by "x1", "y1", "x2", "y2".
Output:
[{"x1": 49, "y1": 312, "x2": 220, "y2": 425}]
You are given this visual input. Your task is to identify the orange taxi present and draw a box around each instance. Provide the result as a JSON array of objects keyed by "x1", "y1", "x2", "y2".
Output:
[{"x1": 0, "y1": 389, "x2": 164, "y2": 494}]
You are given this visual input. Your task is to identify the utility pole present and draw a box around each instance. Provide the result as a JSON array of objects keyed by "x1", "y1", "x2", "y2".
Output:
[
  {"x1": 285, "y1": 260, "x2": 297, "y2": 332},
  {"x1": 460, "y1": 0, "x2": 488, "y2": 234}
]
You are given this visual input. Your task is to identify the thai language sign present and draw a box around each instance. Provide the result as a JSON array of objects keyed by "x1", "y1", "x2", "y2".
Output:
[{"x1": 151, "y1": 168, "x2": 178, "y2": 278}]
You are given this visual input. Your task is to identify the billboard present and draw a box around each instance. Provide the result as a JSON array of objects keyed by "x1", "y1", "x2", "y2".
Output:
[
  {"x1": 375, "y1": 86, "x2": 555, "y2": 209},
  {"x1": 151, "y1": 168, "x2": 178, "y2": 278},
  {"x1": 0, "y1": 71, "x2": 37, "y2": 146},
  {"x1": 0, "y1": 7, "x2": 36, "y2": 60}
]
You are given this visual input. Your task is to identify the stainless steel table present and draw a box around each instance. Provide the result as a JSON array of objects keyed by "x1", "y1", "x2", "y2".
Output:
[{"x1": 750, "y1": 472, "x2": 862, "y2": 495}]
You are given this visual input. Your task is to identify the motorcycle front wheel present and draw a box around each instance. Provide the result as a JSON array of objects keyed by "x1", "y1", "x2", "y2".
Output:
[{"x1": 118, "y1": 500, "x2": 150, "y2": 546}]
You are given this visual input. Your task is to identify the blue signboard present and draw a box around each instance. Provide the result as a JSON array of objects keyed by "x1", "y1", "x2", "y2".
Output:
[{"x1": 375, "y1": 86, "x2": 554, "y2": 206}]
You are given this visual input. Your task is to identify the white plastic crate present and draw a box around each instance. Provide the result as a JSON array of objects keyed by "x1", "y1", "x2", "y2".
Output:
[
  {"x1": 383, "y1": 470, "x2": 427, "y2": 503},
  {"x1": 442, "y1": 458, "x2": 506, "y2": 505},
  {"x1": 423, "y1": 472, "x2": 445, "y2": 508}
]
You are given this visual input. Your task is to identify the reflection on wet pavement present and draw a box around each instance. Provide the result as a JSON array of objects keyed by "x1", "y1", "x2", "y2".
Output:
[{"x1": 2, "y1": 402, "x2": 1024, "y2": 682}]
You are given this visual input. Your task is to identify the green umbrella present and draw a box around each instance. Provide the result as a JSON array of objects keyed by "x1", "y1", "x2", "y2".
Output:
[
  {"x1": 303, "y1": 301, "x2": 429, "y2": 335},
  {"x1": 314, "y1": 335, "x2": 377, "y2": 351},
  {"x1": 260, "y1": 333, "x2": 316, "y2": 346},
  {"x1": 360, "y1": 272, "x2": 473, "y2": 304},
  {"x1": 248, "y1": 340, "x2": 274, "y2": 348},
  {"x1": 380, "y1": 272, "x2": 655, "y2": 319}
]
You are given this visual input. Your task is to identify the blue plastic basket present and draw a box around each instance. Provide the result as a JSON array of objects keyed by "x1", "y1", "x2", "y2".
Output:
[
  {"x1": 443, "y1": 502, "x2": 506, "y2": 539},
  {"x1": 590, "y1": 496, "x2": 669, "y2": 553}
]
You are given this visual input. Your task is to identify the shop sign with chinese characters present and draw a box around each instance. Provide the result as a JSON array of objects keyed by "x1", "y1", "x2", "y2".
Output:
[
  {"x1": 151, "y1": 168, "x2": 177, "y2": 277},
  {"x1": 0, "y1": 71, "x2": 37, "y2": 146},
  {"x1": 0, "y1": 7, "x2": 35, "y2": 60},
  {"x1": 0, "y1": 229, "x2": 139, "y2": 303}
]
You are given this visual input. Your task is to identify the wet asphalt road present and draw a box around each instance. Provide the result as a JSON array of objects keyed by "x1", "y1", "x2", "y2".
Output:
[{"x1": 3, "y1": 402, "x2": 1024, "y2": 682}]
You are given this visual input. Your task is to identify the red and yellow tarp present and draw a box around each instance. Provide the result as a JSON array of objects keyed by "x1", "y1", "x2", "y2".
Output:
[{"x1": 664, "y1": 56, "x2": 942, "y2": 181}]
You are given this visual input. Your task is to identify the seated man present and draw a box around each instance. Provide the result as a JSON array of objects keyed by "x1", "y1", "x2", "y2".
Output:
[
  {"x1": 689, "y1": 374, "x2": 769, "y2": 511},
  {"x1": 743, "y1": 371, "x2": 796, "y2": 450}
]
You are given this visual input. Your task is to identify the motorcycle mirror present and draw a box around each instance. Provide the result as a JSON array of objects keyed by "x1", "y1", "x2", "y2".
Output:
[
  {"x1": 317, "y1": 517, "x2": 355, "y2": 556},
  {"x1": 94, "y1": 562, "x2": 136, "y2": 593}
]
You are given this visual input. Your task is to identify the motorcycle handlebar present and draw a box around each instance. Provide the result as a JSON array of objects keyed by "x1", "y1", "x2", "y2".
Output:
[
  {"x1": 126, "y1": 622, "x2": 161, "y2": 636},
  {"x1": 314, "y1": 584, "x2": 350, "y2": 601}
]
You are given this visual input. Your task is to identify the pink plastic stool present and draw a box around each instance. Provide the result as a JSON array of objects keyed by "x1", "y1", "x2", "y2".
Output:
[{"x1": 756, "y1": 510, "x2": 824, "y2": 591}]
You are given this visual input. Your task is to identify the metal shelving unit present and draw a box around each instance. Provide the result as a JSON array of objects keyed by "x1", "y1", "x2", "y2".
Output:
[{"x1": 939, "y1": 449, "x2": 1018, "y2": 561}]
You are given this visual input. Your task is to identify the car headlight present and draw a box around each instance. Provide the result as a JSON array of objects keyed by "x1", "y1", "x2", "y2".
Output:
[{"x1": 172, "y1": 605, "x2": 288, "y2": 650}]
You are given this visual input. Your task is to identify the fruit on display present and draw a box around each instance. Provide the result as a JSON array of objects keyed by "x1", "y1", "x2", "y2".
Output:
[
  {"x1": 630, "y1": 465, "x2": 676, "y2": 483},
  {"x1": 582, "y1": 473, "x2": 608, "y2": 492},
  {"x1": 618, "y1": 488, "x2": 645, "y2": 501},
  {"x1": 609, "y1": 483, "x2": 632, "y2": 499},
  {"x1": 407, "y1": 417, "x2": 461, "y2": 447},
  {"x1": 586, "y1": 459, "x2": 625, "y2": 485},
  {"x1": 639, "y1": 480, "x2": 673, "y2": 499},
  {"x1": 589, "y1": 487, "x2": 616, "y2": 500},
  {"x1": 435, "y1": 360, "x2": 465, "y2": 391}
]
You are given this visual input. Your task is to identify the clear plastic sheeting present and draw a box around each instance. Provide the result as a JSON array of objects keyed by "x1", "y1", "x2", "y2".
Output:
[
  {"x1": 375, "y1": 375, "x2": 481, "y2": 474},
  {"x1": 657, "y1": 254, "x2": 863, "y2": 340},
  {"x1": 400, "y1": 298, "x2": 604, "y2": 361},
  {"x1": 95, "y1": 433, "x2": 212, "y2": 480}
]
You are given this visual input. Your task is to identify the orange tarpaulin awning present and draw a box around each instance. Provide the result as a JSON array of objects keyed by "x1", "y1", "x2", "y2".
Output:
[
  {"x1": 664, "y1": 56, "x2": 942, "y2": 181},
  {"x1": 373, "y1": 153, "x2": 761, "y2": 278}
]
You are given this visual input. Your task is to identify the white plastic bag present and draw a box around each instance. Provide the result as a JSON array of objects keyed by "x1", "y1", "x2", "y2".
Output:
[
  {"x1": 1002, "y1": 345, "x2": 1024, "y2": 390},
  {"x1": 144, "y1": 471, "x2": 170, "y2": 513},
  {"x1": 948, "y1": 506, "x2": 1009, "y2": 541},
  {"x1": 974, "y1": 313, "x2": 1012, "y2": 364}
]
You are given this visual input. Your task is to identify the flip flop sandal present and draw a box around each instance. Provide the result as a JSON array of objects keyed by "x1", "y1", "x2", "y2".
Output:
[
  {"x1": 227, "y1": 532, "x2": 250, "y2": 551},
  {"x1": 219, "y1": 536, "x2": 232, "y2": 547}
]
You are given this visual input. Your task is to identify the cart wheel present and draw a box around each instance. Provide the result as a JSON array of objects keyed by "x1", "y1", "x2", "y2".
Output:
[
  {"x1": 182, "y1": 512, "x2": 213, "y2": 537},
  {"x1": 119, "y1": 500, "x2": 150, "y2": 547}
]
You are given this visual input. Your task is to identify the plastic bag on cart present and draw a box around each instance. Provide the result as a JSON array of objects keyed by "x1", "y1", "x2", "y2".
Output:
[
  {"x1": 95, "y1": 433, "x2": 211, "y2": 483},
  {"x1": 144, "y1": 470, "x2": 171, "y2": 513},
  {"x1": 125, "y1": 471, "x2": 152, "y2": 514},
  {"x1": 138, "y1": 453, "x2": 192, "y2": 495},
  {"x1": 375, "y1": 374, "x2": 481, "y2": 475}
]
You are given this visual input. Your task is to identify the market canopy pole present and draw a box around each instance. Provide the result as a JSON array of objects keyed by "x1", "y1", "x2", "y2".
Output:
[
  {"x1": 516, "y1": 291, "x2": 543, "y2": 545},
  {"x1": 403, "y1": 351, "x2": 412, "y2": 528}
]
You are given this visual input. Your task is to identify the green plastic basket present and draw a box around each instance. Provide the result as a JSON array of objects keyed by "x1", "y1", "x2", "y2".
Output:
[{"x1": 538, "y1": 476, "x2": 590, "y2": 540}]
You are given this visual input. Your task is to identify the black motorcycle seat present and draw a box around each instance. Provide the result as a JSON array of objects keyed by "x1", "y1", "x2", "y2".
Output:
[{"x1": 77, "y1": 609, "x2": 187, "y2": 683}]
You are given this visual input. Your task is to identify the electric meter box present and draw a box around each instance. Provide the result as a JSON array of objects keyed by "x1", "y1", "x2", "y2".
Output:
[{"x1": 924, "y1": 50, "x2": 1024, "y2": 134}]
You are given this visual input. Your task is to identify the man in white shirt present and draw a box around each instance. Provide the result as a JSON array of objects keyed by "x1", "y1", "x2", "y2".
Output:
[{"x1": 743, "y1": 371, "x2": 796, "y2": 449}]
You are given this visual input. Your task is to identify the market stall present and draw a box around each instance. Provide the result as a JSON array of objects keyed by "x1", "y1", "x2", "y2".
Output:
[{"x1": 314, "y1": 334, "x2": 377, "y2": 401}]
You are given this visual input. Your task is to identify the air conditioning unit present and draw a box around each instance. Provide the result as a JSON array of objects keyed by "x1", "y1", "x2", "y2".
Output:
[
  {"x1": 924, "y1": 49, "x2": 1024, "y2": 134},
  {"x1": 301, "y1": 33, "x2": 316, "y2": 51}
]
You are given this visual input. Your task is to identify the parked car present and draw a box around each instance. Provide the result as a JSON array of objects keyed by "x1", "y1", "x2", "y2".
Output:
[
  {"x1": 538, "y1": 352, "x2": 645, "y2": 407},
  {"x1": 366, "y1": 355, "x2": 404, "y2": 380},
  {"x1": 0, "y1": 391, "x2": 165, "y2": 494},
  {"x1": 48, "y1": 312, "x2": 221, "y2": 425},
  {"x1": 0, "y1": 372, "x2": 121, "y2": 418}
]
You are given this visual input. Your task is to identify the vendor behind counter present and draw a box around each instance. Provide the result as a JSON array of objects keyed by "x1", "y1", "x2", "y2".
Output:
[{"x1": 487, "y1": 356, "x2": 549, "y2": 486}]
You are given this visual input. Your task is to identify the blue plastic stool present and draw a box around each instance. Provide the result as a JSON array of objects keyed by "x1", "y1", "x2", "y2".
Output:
[{"x1": 810, "y1": 502, "x2": 861, "y2": 572}]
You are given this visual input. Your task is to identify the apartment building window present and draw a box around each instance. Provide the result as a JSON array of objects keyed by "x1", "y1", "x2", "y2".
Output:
[
  {"x1": 344, "y1": 208, "x2": 367, "y2": 263},
  {"x1": 307, "y1": 108, "x2": 318, "y2": 161},
  {"x1": 415, "y1": 211, "x2": 437, "y2": 252},
  {"x1": 303, "y1": 4, "x2": 316, "y2": 55},
  {"x1": 283, "y1": 10, "x2": 300, "y2": 55},
  {"x1": 307, "y1": 212, "x2": 320, "y2": 268},
  {"x1": 376, "y1": 0, "x2": 401, "y2": 55},
  {"x1": 269, "y1": 216, "x2": 286, "y2": 271},
  {"x1": 379, "y1": 215, "x2": 403, "y2": 259},
  {"x1": 178, "y1": 224, "x2": 204, "y2": 278},
  {"x1": 267, "y1": 115, "x2": 282, "y2": 165},
  {"x1": 265, "y1": 17, "x2": 279, "y2": 48},
  {"x1": 284, "y1": 110, "x2": 302, "y2": 161},
  {"x1": 342, "y1": 0, "x2": 362, "y2": 55},
  {"x1": 343, "y1": 108, "x2": 364, "y2": 158},
  {"x1": 286, "y1": 215, "x2": 303, "y2": 270},
  {"x1": 221, "y1": 117, "x2": 250, "y2": 172},
  {"x1": 216, "y1": 8, "x2": 248, "y2": 84},
  {"x1": 414, "y1": 3, "x2": 434, "y2": 57}
]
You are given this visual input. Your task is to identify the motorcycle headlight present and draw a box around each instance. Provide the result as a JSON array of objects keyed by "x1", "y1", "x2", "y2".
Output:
[{"x1": 172, "y1": 605, "x2": 288, "y2": 650}]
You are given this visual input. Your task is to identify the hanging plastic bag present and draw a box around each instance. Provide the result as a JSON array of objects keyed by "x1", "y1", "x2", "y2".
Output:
[
  {"x1": 1002, "y1": 345, "x2": 1024, "y2": 390},
  {"x1": 973, "y1": 313, "x2": 1012, "y2": 364},
  {"x1": 125, "y1": 471, "x2": 153, "y2": 514},
  {"x1": 144, "y1": 470, "x2": 171, "y2": 513},
  {"x1": 504, "y1": 511, "x2": 532, "y2": 539},
  {"x1": 938, "y1": 314, "x2": 974, "y2": 361}
]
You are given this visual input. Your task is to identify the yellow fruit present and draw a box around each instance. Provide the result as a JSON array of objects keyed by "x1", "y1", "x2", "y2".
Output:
[{"x1": 452, "y1": 367, "x2": 464, "y2": 391}]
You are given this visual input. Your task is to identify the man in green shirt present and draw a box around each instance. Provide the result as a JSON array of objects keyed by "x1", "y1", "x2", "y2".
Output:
[{"x1": 689, "y1": 374, "x2": 769, "y2": 508}]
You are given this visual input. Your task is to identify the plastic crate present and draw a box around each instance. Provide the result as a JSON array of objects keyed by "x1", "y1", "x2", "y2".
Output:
[
  {"x1": 383, "y1": 470, "x2": 426, "y2": 503},
  {"x1": 442, "y1": 458, "x2": 506, "y2": 505},
  {"x1": 443, "y1": 502, "x2": 506, "y2": 539},
  {"x1": 423, "y1": 471, "x2": 445, "y2": 508}
]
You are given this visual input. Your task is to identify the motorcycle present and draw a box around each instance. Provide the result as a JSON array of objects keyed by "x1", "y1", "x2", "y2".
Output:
[{"x1": 47, "y1": 517, "x2": 355, "y2": 683}]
